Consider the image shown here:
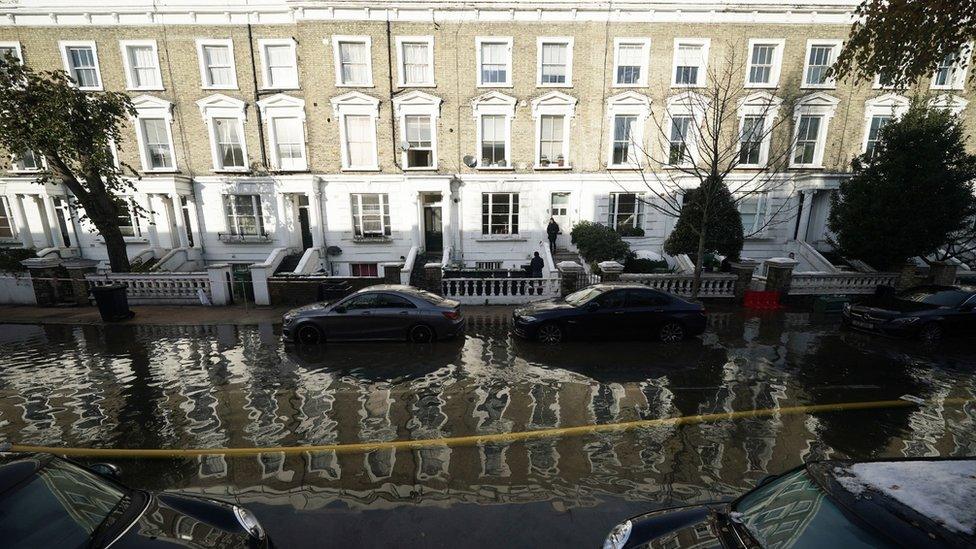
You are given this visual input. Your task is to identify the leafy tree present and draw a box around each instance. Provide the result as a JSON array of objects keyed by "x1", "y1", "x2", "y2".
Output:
[
  {"x1": 831, "y1": 1, "x2": 976, "y2": 86},
  {"x1": 570, "y1": 221, "x2": 630, "y2": 264},
  {"x1": 828, "y1": 101, "x2": 976, "y2": 270},
  {"x1": 0, "y1": 56, "x2": 137, "y2": 272},
  {"x1": 664, "y1": 177, "x2": 745, "y2": 262}
]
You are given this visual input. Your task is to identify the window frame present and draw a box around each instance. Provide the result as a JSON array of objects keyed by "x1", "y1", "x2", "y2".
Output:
[
  {"x1": 744, "y1": 39, "x2": 784, "y2": 89},
  {"x1": 801, "y1": 39, "x2": 843, "y2": 89},
  {"x1": 331, "y1": 35, "x2": 374, "y2": 88},
  {"x1": 197, "y1": 94, "x2": 249, "y2": 172},
  {"x1": 671, "y1": 38, "x2": 710, "y2": 88},
  {"x1": 531, "y1": 91, "x2": 577, "y2": 169},
  {"x1": 195, "y1": 38, "x2": 238, "y2": 90},
  {"x1": 258, "y1": 38, "x2": 299, "y2": 90},
  {"x1": 737, "y1": 193, "x2": 769, "y2": 237},
  {"x1": 605, "y1": 91, "x2": 652, "y2": 169},
  {"x1": 393, "y1": 90, "x2": 442, "y2": 170},
  {"x1": 350, "y1": 263, "x2": 380, "y2": 277},
  {"x1": 930, "y1": 47, "x2": 970, "y2": 91},
  {"x1": 0, "y1": 41, "x2": 24, "y2": 64},
  {"x1": 223, "y1": 194, "x2": 267, "y2": 237},
  {"x1": 331, "y1": 91, "x2": 380, "y2": 171},
  {"x1": 350, "y1": 193, "x2": 391, "y2": 238},
  {"x1": 736, "y1": 92, "x2": 783, "y2": 168},
  {"x1": 472, "y1": 91, "x2": 517, "y2": 170},
  {"x1": 536, "y1": 37, "x2": 574, "y2": 88},
  {"x1": 0, "y1": 195, "x2": 16, "y2": 241},
  {"x1": 10, "y1": 149, "x2": 45, "y2": 173},
  {"x1": 608, "y1": 192, "x2": 645, "y2": 233},
  {"x1": 612, "y1": 38, "x2": 650, "y2": 88},
  {"x1": 476, "y1": 36, "x2": 513, "y2": 88},
  {"x1": 395, "y1": 35, "x2": 435, "y2": 88},
  {"x1": 861, "y1": 93, "x2": 909, "y2": 157},
  {"x1": 58, "y1": 40, "x2": 103, "y2": 91},
  {"x1": 116, "y1": 197, "x2": 143, "y2": 238},
  {"x1": 257, "y1": 93, "x2": 308, "y2": 172},
  {"x1": 131, "y1": 95, "x2": 178, "y2": 173},
  {"x1": 119, "y1": 39, "x2": 163, "y2": 91},
  {"x1": 481, "y1": 192, "x2": 520, "y2": 236},
  {"x1": 790, "y1": 92, "x2": 839, "y2": 168}
]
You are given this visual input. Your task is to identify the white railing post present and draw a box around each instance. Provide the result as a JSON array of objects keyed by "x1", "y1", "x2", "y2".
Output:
[{"x1": 207, "y1": 264, "x2": 233, "y2": 306}]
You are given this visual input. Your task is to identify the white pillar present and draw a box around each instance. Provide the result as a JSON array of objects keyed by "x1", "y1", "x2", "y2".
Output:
[
  {"x1": 169, "y1": 193, "x2": 189, "y2": 248},
  {"x1": 43, "y1": 195, "x2": 65, "y2": 248},
  {"x1": 275, "y1": 192, "x2": 288, "y2": 245},
  {"x1": 308, "y1": 190, "x2": 325, "y2": 248},
  {"x1": 32, "y1": 196, "x2": 53, "y2": 248},
  {"x1": 185, "y1": 194, "x2": 203, "y2": 249},
  {"x1": 137, "y1": 193, "x2": 160, "y2": 249},
  {"x1": 249, "y1": 263, "x2": 271, "y2": 306},
  {"x1": 797, "y1": 191, "x2": 815, "y2": 242},
  {"x1": 206, "y1": 263, "x2": 233, "y2": 306},
  {"x1": 10, "y1": 194, "x2": 35, "y2": 248}
]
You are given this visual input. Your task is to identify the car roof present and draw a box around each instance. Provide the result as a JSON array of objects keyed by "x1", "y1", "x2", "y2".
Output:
[
  {"x1": 591, "y1": 283, "x2": 658, "y2": 290},
  {"x1": 903, "y1": 284, "x2": 975, "y2": 294},
  {"x1": 354, "y1": 284, "x2": 413, "y2": 294}
]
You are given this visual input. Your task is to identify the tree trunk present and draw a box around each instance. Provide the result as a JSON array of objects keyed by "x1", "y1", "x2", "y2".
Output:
[
  {"x1": 86, "y1": 191, "x2": 131, "y2": 272},
  {"x1": 692, "y1": 225, "x2": 707, "y2": 298}
]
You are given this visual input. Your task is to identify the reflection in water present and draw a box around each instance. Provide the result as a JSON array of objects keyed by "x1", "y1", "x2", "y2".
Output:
[{"x1": 0, "y1": 309, "x2": 975, "y2": 547}]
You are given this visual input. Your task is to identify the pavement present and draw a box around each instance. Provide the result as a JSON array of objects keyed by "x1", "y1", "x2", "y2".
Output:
[{"x1": 0, "y1": 304, "x2": 294, "y2": 326}]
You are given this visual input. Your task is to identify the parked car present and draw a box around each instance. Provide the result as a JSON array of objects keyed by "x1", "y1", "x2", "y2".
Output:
[
  {"x1": 282, "y1": 284, "x2": 463, "y2": 344},
  {"x1": 0, "y1": 452, "x2": 270, "y2": 548},
  {"x1": 841, "y1": 285, "x2": 976, "y2": 342},
  {"x1": 604, "y1": 458, "x2": 975, "y2": 549},
  {"x1": 512, "y1": 283, "x2": 706, "y2": 344}
]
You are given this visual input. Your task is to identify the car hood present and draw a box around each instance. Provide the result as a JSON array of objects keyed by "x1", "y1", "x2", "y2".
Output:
[
  {"x1": 286, "y1": 302, "x2": 331, "y2": 317},
  {"x1": 114, "y1": 492, "x2": 255, "y2": 548},
  {"x1": 514, "y1": 298, "x2": 576, "y2": 315},
  {"x1": 852, "y1": 297, "x2": 937, "y2": 316},
  {"x1": 623, "y1": 503, "x2": 725, "y2": 548}
]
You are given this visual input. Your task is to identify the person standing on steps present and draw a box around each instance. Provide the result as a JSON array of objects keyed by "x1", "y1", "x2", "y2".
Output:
[
  {"x1": 546, "y1": 217, "x2": 560, "y2": 254},
  {"x1": 530, "y1": 252, "x2": 545, "y2": 278}
]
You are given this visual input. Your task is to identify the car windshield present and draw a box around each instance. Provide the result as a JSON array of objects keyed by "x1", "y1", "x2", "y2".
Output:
[
  {"x1": 0, "y1": 459, "x2": 128, "y2": 549},
  {"x1": 564, "y1": 287, "x2": 605, "y2": 305},
  {"x1": 897, "y1": 289, "x2": 970, "y2": 308},
  {"x1": 733, "y1": 469, "x2": 895, "y2": 549}
]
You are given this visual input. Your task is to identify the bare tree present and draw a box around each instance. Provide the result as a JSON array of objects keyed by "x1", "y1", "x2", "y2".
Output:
[{"x1": 610, "y1": 45, "x2": 801, "y2": 297}]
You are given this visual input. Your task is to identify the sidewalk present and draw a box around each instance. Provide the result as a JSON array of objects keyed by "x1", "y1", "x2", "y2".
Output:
[{"x1": 0, "y1": 304, "x2": 293, "y2": 326}]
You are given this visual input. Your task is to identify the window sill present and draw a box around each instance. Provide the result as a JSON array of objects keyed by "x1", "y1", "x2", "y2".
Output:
[
  {"x1": 398, "y1": 83, "x2": 436, "y2": 88},
  {"x1": 476, "y1": 166, "x2": 514, "y2": 171},
  {"x1": 789, "y1": 165, "x2": 824, "y2": 170},
  {"x1": 201, "y1": 85, "x2": 240, "y2": 91},
  {"x1": 611, "y1": 83, "x2": 647, "y2": 88},
  {"x1": 930, "y1": 85, "x2": 965, "y2": 91},
  {"x1": 606, "y1": 164, "x2": 642, "y2": 171},
  {"x1": 352, "y1": 236, "x2": 393, "y2": 244},
  {"x1": 536, "y1": 83, "x2": 572, "y2": 88},
  {"x1": 335, "y1": 83, "x2": 374, "y2": 88},
  {"x1": 261, "y1": 85, "x2": 300, "y2": 91},
  {"x1": 535, "y1": 165, "x2": 572, "y2": 171},
  {"x1": 341, "y1": 166, "x2": 381, "y2": 172},
  {"x1": 127, "y1": 86, "x2": 165, "y2": 92},
  {"x1": 218, "y1": 233, "x2": 273, "y2": 244},
  {"x1": 403, "y1": 166, "x2": 437, "y2": 172},
  {"x1": 477, "y1": 83, "x2": 514, "y2": 89},
  {"x1": 9, "y1": 169, "x2": 45, "y2": 175},
  {"x1": 743, "y1": 83, "x2": 778, "y2": 89},
  {"x1": 670, "y1": 83, "x2": 704, "y2": 89},
  {"x1": 476, "y1": 235, "x2": 526, "y2": 242},
  {"x1": 142, "y1": 169, "x2": 180, "y2": 175},
  {"x1": 76, "y1": 86, "x2": 104, "y2": 92},
  {"x1": 799, "y1": 84, "x2": 836, "y2": 90}
]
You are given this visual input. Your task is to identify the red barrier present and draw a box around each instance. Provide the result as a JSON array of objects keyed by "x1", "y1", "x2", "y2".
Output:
[{"x1": 744, "y1": 290, "x2": 782, "y2": 310}]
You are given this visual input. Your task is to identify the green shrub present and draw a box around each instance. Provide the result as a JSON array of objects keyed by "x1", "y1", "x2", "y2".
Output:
[
  {"x1": 0, "y1": 248, "x2": 35, "y2": 272},
  {"x1": 617, "y1": 226, "x2": 645, "y2": 238},
  {"x1": 570, "y1": 221, "x2": 630, "y2": 263},
  {"x1": 624, "y1": 254, "x2": 671, "y2": 273}
]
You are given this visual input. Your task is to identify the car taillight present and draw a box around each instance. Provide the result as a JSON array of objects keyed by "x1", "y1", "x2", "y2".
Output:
[{"x1": 443, "y1": 310, "x2": 461, "y2": 321}]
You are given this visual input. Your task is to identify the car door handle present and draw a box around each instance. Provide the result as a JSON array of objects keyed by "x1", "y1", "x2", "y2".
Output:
[
  {"x1": 653, "y1": 309, "x2": 664, "y2": 313},
  {"x1": 398, "y1": 311, "x2": 409, "y2": 315},
  {"x1": 360, "y1": 311, "x2": 371, "y2": 316}
]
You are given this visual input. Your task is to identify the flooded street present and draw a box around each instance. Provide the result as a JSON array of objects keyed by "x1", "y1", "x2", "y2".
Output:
[{"x1": 1, "y1": 307, "x2": 975, "y2": 548}]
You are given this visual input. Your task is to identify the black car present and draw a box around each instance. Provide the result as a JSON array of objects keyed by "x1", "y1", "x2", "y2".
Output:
[
  {"x1": 604, "y1": 458, "x2": 975, "y2": 549},
  {"x1": 282, "y1": 284, "x2": 464, "y2": 344},
  {"x1": 841, "y1": 285, "x2": 976, "y2": 342},
  {"x1": 512, "y1": 283, "x2": 707, "y2": 344},
  {"x1": 0, "y1": 452, "x2": 270, "y2": 548}
]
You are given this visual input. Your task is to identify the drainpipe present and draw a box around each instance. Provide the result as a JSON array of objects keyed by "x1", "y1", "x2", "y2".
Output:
[
  {"x1": 246, "y1": 23, "x2": 268, "y2": 169},
  {"x1": 385, "y1": 17, "x2": 400, "y2": 169}
]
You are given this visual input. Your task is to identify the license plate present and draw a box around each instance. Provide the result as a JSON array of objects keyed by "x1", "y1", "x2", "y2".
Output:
[{"x1": 852, "y1": 320, "x2": 875, "y2": 330}]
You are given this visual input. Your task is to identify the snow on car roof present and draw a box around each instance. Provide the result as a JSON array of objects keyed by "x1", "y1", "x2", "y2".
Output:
[{"x1": 832, "y1": 460, "x2": 976, "y2": 536}]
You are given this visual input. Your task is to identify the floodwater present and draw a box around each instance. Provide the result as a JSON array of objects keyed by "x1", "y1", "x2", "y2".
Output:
[{"x1": 0, "y1": 308, "x2": 974, "y2": 548}]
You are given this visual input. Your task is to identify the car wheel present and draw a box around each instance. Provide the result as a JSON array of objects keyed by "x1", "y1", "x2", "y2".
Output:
[
  {"x1": 919, "y1": 323, "x2": 944, "y2": 343},
  {"x1": 409, "y1": 324, "x2": 435, "y2": 343},
  {"x1": 536, "y1": 323, "x2": 564, "y2": 344},
  {"x1": 295, "y1": 323, "x2": 324, "y2": 345},
  {"x1": 658, "y1": 321, "x2": 685, "y2": 343}
]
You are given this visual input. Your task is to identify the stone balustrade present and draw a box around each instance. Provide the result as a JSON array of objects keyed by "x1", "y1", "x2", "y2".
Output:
[
  {"x1": 619, "y1": 273, "x2": 738, "y2": 298},
  {"x1": 441, "y1": 277, "x2": 560, "y2": 304},
  {"x1": 788, "y1": 272, "x2": 899, "y2": 295},
  {"x1": 86, "y1": 272, "x2": 213, "y2": 305}
]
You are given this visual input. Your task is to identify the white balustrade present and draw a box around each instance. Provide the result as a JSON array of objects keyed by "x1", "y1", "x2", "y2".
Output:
[
  {"x1": 441, "y1": 277, "x2": 560, "y2": 304},
  {"x1": 86, "y1": 273, "x2": 212, "y2": 305},
  {"x1": 619, "y1": 273, "x2": 738, "y2": 298},
  {"x1": 788, "y1": 272, "x2": 899, "y2": 295}
]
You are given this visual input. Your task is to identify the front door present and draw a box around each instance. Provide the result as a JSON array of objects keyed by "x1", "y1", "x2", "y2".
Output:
[
  {"x1": 298, "y1": 207, "x2": 313, "y2": 250},
  {"x1": 423, "y1": 205, "x2": 443, "y2": 252},
  {"x1": 549, "y1": 192, "x2": 572, "y2": 249}
]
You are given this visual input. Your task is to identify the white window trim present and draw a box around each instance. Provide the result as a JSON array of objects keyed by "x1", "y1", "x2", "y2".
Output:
[
  {"x1": 10, "y1": 150, "x2": 47, "y2": 173},
  {"x1": 801, "y1": 39, "x2": 843, "y2": 90},
  {"x1": 351, "y1": 193, "x2": 391, "y2": 238},
  {"x1": 790, "y1": 92, "x2": 840, "y2": 168},
  {"x1": 393, "y1": 90, "x2": 442, "y2": 170},
  {"x1": 119, "y1": 40, "x2": 163, "y2": 91},
  {"x1": 608, "y1": 192, "x2": 646, "y2": 232},
  {"x1": 531, "y1": 91, "x2": 577, "y2": 169},
  {"x1": 481, "y1": 192, "x2": 520, "y2": 236},
  {"x1": 130, "y1": 95, "x2": 178, "y2": 173},
  {"x1": 330, "y1": 35, "x2": 373, "y2": 88},
  {"x1": 196, "y1": 94, "x2": 249, "y2": 172},
  {"x1": 736, "y1": 91, "x2": 783, "y2": 168},
  {"x1": 930, "y1": 46, "x2": 971, "y2": 91},
  {"x1": 257, "y1": 93, "x2": 308, "y2": 172},
  {"x1": 471, "y1": 91, "x2": 517, "y2": 170},
  {"x1": 395, "y1": 35, "x2": 435, "y2": 88},
  {"x1": 664, "y1": 92, "x2": 709, "y2": 167},
  {"x1": 476, "y1": 36, "x2": 513, "y2": 88},
  {"x1": 331, "y1": 91, "x2": 380, "y2": 171},
  {"x1": 671, "y1": 38, "x2": 710, "y2": 88},
  {"x1": 861, "y1": 94, "x2": 909, "y2": 155},
  {"x1": 612, "y1": 38, "x2": 650, "y2": 88},
  {"x1": 257, "y1": 38, "x2": 299, "y2": 90},
  {"x1": 744, "y1": 39, "x2": 785, "y2": 89},
  {"x1": 737, "y1": 192, "x2": 769, "y2": 237},
  {"x1": 928, "y1": 93, "x2": 969, "y2": 116},
  {"x1": 58, "y1": 40, "x2": 103, "y2": 91},
  {"x1": 195, "y1": 38, "x2": 238, "y2": 90},
  {"x1": 605, "y1": 91, "x2": 652, "y2": 168},
  {"x1": 871, "y1": 73, "x2": 903, "y2": 90},
  {"x1": 0, "y1": 41, "x2": 23, "y2": 63},
  {"x1": 536, "y1": 36, "x2": 574, "y2": 88}
]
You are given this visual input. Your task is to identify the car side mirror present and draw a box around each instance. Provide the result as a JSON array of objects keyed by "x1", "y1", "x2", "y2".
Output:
[
  {"x1": 89, "y1": 463, "x2": 121, "y2": 479},
  {"x1": 334, "y1": 306, "x2": 347, "y2": 314}
]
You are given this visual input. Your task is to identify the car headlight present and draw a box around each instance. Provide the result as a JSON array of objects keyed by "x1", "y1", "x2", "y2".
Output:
[
  {"x1": 517, "y1": 315, "x2": 538, "y2": 323},
  {"x1": 603, "y1": 520, "x2": 632, "y2": 549},
  {"x1": 891, "y1": 316, "x2": 921, "y2": 324},
  {"x1": 283, "y1": 314, "x2": 296, "y2": 325},
  {"x1": 842, "y1": 302, "x2": 851, "y2": 314},
  {"x1": 233, "y1": 505, "x2": 266, "y2": 540}
]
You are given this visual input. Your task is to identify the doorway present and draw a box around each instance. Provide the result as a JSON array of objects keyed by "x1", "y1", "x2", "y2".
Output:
[
  {"x1": 297, "y1": 195, "x2": 313, "y2": 250},
  {"x1": 549, "y1": 192, "x2": 572, "y2": 249},
  {"x1": 422, "y1": 194, "x2": 443, "y2": 253}
]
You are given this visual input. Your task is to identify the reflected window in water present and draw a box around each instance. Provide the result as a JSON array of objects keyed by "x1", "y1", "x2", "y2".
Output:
[
  {"x1": 198, "y1": 455, "x2": 227, "y2": 478},
  {"x1": 307, "y1": 451, "x2": 340, "y2": 480}
]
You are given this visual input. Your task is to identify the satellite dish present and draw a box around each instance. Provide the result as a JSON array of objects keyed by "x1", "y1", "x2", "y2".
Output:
[
  {"x1": 326, "y1": 245, "x2": 343, "y2": 257},
  {"x1": 462, "y1": 155, "x2": 477, "y2": 168}
]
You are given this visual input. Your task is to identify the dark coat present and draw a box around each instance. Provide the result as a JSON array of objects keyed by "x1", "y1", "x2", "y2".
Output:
[
  {"x1": 529, "y1": 256, "x2": 545, "y2": 277},
  {"x1": 546, "y1": 221, "x2": 560, "y2": 239}
]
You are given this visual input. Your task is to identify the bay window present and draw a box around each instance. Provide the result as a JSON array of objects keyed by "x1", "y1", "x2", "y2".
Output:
[
  {"x1": 609, "y1": 193, "x2": 644, "y2": 233},
  {"x1": 351, "y1": 193, "x2": 391, "y2": 238},
  {"x1": 482, "y1": 193, "x2": 519, "y2": 235}
]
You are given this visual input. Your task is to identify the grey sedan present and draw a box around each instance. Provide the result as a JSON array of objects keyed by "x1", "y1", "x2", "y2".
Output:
[{"x1": 282, "y1": 284, "x2": 464, "y2": 344}]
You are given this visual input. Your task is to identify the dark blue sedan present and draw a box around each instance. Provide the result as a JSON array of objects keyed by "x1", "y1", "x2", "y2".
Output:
[{"x1": 512, "y1": 283, "x2": 707, "y2": 344}]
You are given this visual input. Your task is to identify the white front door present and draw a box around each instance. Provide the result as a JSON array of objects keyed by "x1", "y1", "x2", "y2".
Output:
[{"x1": 549, "y1": 192, "x2": 572, "y2": 249}]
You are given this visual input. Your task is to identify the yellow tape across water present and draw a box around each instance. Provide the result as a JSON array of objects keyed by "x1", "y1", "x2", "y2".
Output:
[{"x1": 8, "y1": 397, "x2": 970, "y2": 459}]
